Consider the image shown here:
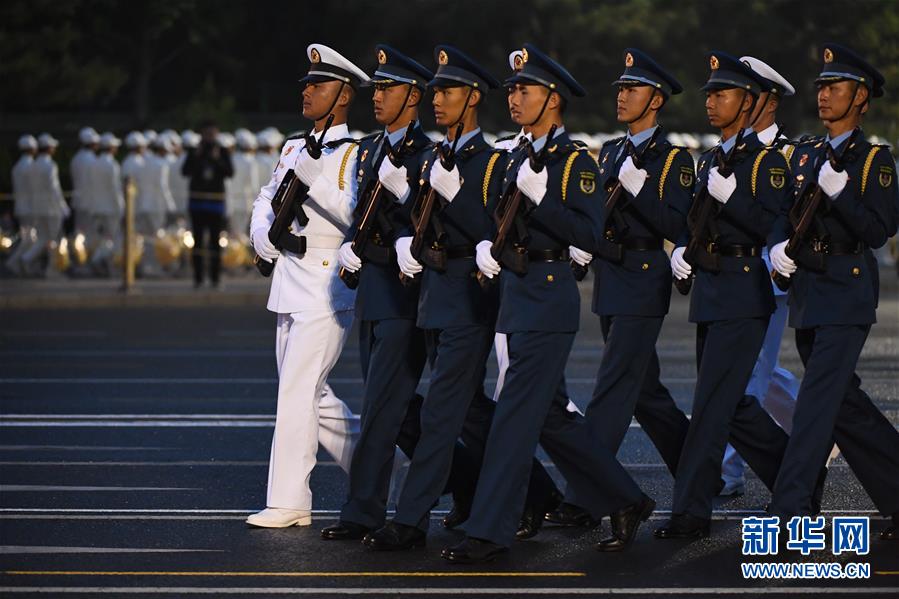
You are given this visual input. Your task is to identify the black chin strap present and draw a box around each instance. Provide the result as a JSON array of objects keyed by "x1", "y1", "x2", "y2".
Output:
[
  {"x1": 526, "y1": 87, "x2": 554, "y2": 127},
  {"x1": 829, "y1": 81, "x2": 862, "y2": 124},
  {"x1": 627, "y1": 88, "x2": 658, "y2": 125},
  {"x1": 310, "y1": 81, "x2": 346, "y2": 123},
  {"x1": 387, "y1": 84, "x2": 415, "y2": 128},
  {"x1": 449, "y1": 87, "x2": 475, "y2": 129},
  {"x1": 721, "y1": 89, "x2": 756, "y2": 131},
  {"x1": 749, "y1": 92, "x2": 772, "y2": 130}
]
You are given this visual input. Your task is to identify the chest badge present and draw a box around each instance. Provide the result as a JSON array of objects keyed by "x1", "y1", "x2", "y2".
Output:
[
  {"x1": 879, "y1": 168, "x2": 893, "y2": 188},
  {"x1": 770, "y1": 172, "x2": 785, "y2": 189},
  {"x1": 284, "y1": 145, "x2": 294, "y2": 156},
  {"x1": 579, "y1": 171, "x2": 596, "y2": 194},
  {"x1": 679, "y1": 169, "x2": 693, "y2": 187},
  {"x1": 798, "y1": 153, "x2": 808, "y2": 167},
  {"x1": 360, "y1": 148, "x2": 369, "y2": 164}
]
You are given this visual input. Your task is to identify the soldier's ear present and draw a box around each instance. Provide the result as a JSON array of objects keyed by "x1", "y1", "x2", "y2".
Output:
[
  {"x1": 469, "y1": 89, "x2": 482, "y2": 107},
  {"x1": 408, "y1": 87, "x2": 422, "y2": 108},
  {"x1": 853, "y1": 85, "x2": 869, "y2": 109},
  {"x1": 337, "y1": 85, "x2": 354, "y2": 108},
  {"x1": 650, "y1": 92, "x2": 665, "y2": 111}
]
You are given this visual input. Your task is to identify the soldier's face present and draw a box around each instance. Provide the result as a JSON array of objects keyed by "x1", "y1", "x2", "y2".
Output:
[
  {"x1": 705, "y1": 88, "x2": 745, "y2": 128},
  {"x1": 372, "y1": 83, "x2": 409, "y2": 125},
  {"x1": 432, "y1": 86, "x2": 469, "y2": 127},
  {"x1": 817, "y1": 81, "x2": 858, "y2": 121},
  {"x1": 507, "y1": 84, "x2": 548, "y2": 125},
  {"x1": 616, "y1": 85, "x2": 654, "y2": 122},
  {"x1": 302, "y1": 80, "x2": 342, "y2": 119}
]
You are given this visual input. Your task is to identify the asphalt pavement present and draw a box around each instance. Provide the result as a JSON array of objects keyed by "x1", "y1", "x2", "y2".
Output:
[{"x1": 1, "y1": 271, "x2": 897, "y2": 597}]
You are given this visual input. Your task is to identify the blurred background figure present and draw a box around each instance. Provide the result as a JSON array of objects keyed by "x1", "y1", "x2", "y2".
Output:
[
  {"x1": 181, "y1": 121, "x2": 233, "y2": 288},
  {"x1": 121, "y1": 131, "x2": 147, "y2": 186},
  {"x1": 19, "y1": 133, "x2": 69, "y2": 277},
  {"x1": 5, "y1": 134, "x2": 39, "y2": 275},
  {"x1": 87, "y1": 132, "x2": 124, "y2": 276},
  {"x1": 70, "y1": 127, "x2": 100, "y2": 247},
  {"x1": 254, "y1": 128, "x2": 281, "y2": 183},
  {"x1": 228, "y1": 129, "x2": 259, "y2": 239},
  {"x1": 134, "y1": 134, "x2": 176, "y2": 277}
]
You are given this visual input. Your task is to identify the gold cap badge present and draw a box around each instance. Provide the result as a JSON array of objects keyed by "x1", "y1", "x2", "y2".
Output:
[
  {"x1": 710, "y1": 55, "x2": 719, "y2": 70},
  {"x1": 513, "y1": 53, "x2": 524, "y2": 71},
  {"x1": 625, "y1": 52, "x2": 634, "y2": 67},
  {"x1": 522, "y1": 48, "x2": 529, "y2": 63},
  {"x1": 438, "y1": 50, "x2": 448, "y2": 65},
  {"x1": 824, "y1": 48, "x2": 834, "y2": 63},
  {"x1": 377, "y1": 49, "x2": 387, "y2": 64},
  {"x1": 310, "y1": 48, "x2": 321, "y2": 63}
]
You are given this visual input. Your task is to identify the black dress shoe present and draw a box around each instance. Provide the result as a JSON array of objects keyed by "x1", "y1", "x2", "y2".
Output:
[
  {"x1": 441, "y1": 536, "x2": 508, "y2": 564},
  {"x1": 880, "y1": 512, "x2": 899, "y2": 541},
  {"x1": 596, "y1": 495, "x2": 656, "y2": 552},
  {"x1": 362, "y1": 521, "x2": 425, "y2": 551},
  {"x1": 443, "y1": 501, "x2": 470, "y2": 530},
  {"x1": 653, "y1": 513, "x2": 710, "y2": 539},
  {"x1": 517, "y1": 489, "x2": 565, "y2": 540},
  {"x1": 544, "y1": 502, "x2": 600, "y2": 528},
  {"x1": 321, "y1": 520, "x2": 370, "y2": 540}
]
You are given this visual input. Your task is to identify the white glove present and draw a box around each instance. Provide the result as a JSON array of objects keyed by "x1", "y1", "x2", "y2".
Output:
[
  {"x1": 569, "y1": 245, "x2": 593, "y2": 266},
  {"x1": 476, "y1": 240, "x2": 501, "y2": 278},
  {"x1": 670, "y1": 246, "x2": 692, "y2": 280},
  {"x1": 394, "y1": 235, "x2": 422, "y2": 276},
  {"x1": 818, "y1": 161, "x2": 849, "y2": 199},
  {"x1": 338, "y1": 241, "x2": 362, "y2": 273},
  {"x1": 708, "y1": 166, "x2": 736, "y2": 205},
  {"x1": 378, "y1": 159, "x2": 410, "y2": 203},
  {"x1": 429, "y1": 161, "x2": 462, "y2": 202},
  {"x1": 516, "y1": 160, "x2": 548, "y2": 205},
  {"x1": 252, "y1": 228, "x2": 279, "y2": 262},
  {"x1": 770, "y1": 240, "x2": 796, "y2": 278},
  {"x1": 618, "y1": 156, "x2": 648, "y2": 197},
  {"x1": 294, "y1": 149, "x2": 324, "y2": 187}
]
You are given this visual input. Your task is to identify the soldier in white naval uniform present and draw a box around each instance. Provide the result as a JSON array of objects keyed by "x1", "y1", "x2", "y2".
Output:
[
  {"x1": 70, "y1": 127, "x2": 100, "y2": 244},
  {"x1": 719, "y1": 57, "x2": 800, "y2": 496},
  {"x1": 21, "y1": 133, "x2": 70, "y2": 275},
  {"x1": 88, "y1": 133, "x2": 125, "y2": 273},
  {"x1": 246, "y1": 43, "x2": 369, "y2": 528},
  {"x1": 6, "y1": 135, "x2": 38, "y2": 274}
]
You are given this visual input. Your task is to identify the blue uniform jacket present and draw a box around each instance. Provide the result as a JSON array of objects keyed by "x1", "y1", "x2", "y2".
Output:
[
  {"x1": 679, "y1": 133, "x2": 790, "y2": 323},
  {"x1": 591, "y1": 132, "x2": 694, "y2": 317},
  {"x1": 496, "y1": 131, "x2": 603, "y2": 333},
  {"x1": 769, "y1": 130, "x2": 898, "y2": 328},
  {"x1": 415, "y1": 131, "x2": 505, "y2": 330}
]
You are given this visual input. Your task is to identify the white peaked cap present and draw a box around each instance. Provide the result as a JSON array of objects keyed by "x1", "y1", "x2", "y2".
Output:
[
  {"x1": 37, "y1": 133, "x2": 59, "y2": 148},
  {"x1": 303, "y1": 43, "x2": 370, "y2": 88},
  {"x1": 99, "y1": 132, "x2": 121, "y2": 148},
  {"x1": 18, "y1": 134, "x2": 38, "y2": 151},
  {"x1": 508, "y1": 50, "x2": 525, "y2": 72},
  {"x1": 125, "y1": 131, "x2": 147, "y2": 148},
  {"x1": 740, "y1": 56, "x2": 795, "y2": 97},
  {"x1": 79, "y1": 127, "x2": 100, "y2": 144}
]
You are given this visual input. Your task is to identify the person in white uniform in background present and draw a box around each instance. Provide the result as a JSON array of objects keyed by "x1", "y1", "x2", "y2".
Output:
[
  {"x1": 228, "y1": 129, "x2": 259, "y2": 238},
  {"x1": 134, "y1": 135, "x2": 176, "y2": 276},
  {"x1": 121, "y1": 131, "x2": 147, "y2": 186},
  {"x1": 719, "y1": 56, "x2": 800, "y2": 496},
  {"x1": 246, "y1": 43, "x2": 368, "y2": 528},
  {"x1": 70, "y1": 127, "x2": 100, "y2": 244},
  {"x1": 255, "y1": 129, "x2": 282, "y2": 183},
  {"x1": 6, "y1": 134, "x2": 39, "y2": 274},
  {"x1": 21, "y1": 133, "x2": 69, "y2": 276},
  {"x1": 88, "y1": 132, "x2": 124, "y2": 275},
  {"x1": 162, "y1": 130, "x2": 188, "y2": 221}
]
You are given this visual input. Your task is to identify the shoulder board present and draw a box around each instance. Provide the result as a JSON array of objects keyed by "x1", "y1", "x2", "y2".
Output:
[
  {"x1": 494, "y1": 133, "x2": 517, "y2": 142},
  {"x1": 357, "y1": 132, "x2": 380, "y2": 143},
  {"x1": 285, "y1": 131, "x2": 306, "y2": 141},
  {"x1": 570, "y1": 139, "x2": 590, "y2": 150},
  {"x1": 795, "y1": 135, "x2": 824, "y2": 146},
  {"x1": 324, "y1": 137, "x2": 356, "y2": 149},
  {"x1": 604, "y1": 135, "x2": 626, "y2": 146}
]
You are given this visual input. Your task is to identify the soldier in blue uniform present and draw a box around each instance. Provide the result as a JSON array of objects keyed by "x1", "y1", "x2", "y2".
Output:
[
  {"x1": 443, "y1": 45, "x2": 654, "y2": 563},
  {"x1": 655, "y1": 52, "x2": 792, "y2": 539},
  {"x1": 323, "y1": 45, "x2": 444, "y2": 541},
  {"x1": 768, "y1": 43, "x2": 899, "y2": 540},
  {"x1": 550, "y1": 50, "x2": 693, "y2": 537},
  {"x1": 362, "y1": 45, "x2": 506, "y2": 551}
]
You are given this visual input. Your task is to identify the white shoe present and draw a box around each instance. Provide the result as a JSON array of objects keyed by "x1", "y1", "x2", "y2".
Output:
[{"x1": 246, "y1": 507, "x2": 312, "y2": 528}]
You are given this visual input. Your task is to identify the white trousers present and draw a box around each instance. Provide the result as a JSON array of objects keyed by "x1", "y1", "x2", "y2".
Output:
[
  {"x1": 20, "y1": 215, "x2": 63, "y2": 268},
  {"x1": 266, "y1": 309, "x2": 359, "y2": 510}
]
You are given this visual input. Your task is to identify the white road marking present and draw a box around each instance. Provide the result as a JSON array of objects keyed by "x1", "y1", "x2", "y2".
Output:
[
  {"x1": 0, "y1": 485, "x2": 202, "y2": 492},
  {"x1": 0, "y1": 546, "x2": 222, "y2": 554},
  {"x1": 1, "y1": 587, "x2": 896, "y2": 595},
  {"x1": 0, "y1": 331, "x2": 107, "y2": 338},
  {"x1": 0, "y1": 445, "x2": 173, "y2": 451}
]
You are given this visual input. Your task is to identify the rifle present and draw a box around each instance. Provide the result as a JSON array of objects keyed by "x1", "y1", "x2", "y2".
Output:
[
  {"x1": 338, "y1": 120, "x2": 417, "y2": 289},
  {"x1": 572, "y1": 126, "x2": 664, "y2": 281},
  {"x1": 254, "y1": 114, "x2": 334, "y2": 277},
  {"x1": 770, "y1": 127, "x2": 859, "y2": 291},
  {"x1": 398, "y1": 122, "x2": 464, "y2": 286},
  {"x1": 674, "y1": 126, "x2": 746, "y2": 295},
  {"x1": 476, "y1": 124, "x2": 558, "y2": 290}
]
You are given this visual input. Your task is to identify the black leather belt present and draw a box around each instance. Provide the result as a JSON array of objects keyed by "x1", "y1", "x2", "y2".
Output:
[
  {"x1": 528, "y1": 248, "x2": 570, "y2": 262},
  {"x1": 446, "y1": 245, "x2": 475, "y2": 259},
  {"x1": 708, "y1": 243, "x2": 762, "y2": 258},
  {"x1": 808, "y1": 239, "x2": 863, "y2": 255},
  {"x1": 620, "y1": 237, "x2": 663, "y2": 251}
]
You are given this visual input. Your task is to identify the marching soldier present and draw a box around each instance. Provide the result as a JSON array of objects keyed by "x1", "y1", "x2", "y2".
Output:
[
  {"x1": 362, "y1": 45, "x2": 504, "y2": 551},
  {"x1": 554, "y1": 49, "x2": 694, "y2": 539},
  {"x1": 135, "y1": 136, "x2": 177, "y2": 276},
  {"x1": 229, "y1": 130, "x2": 260, "y2": 238},
  {"x1": 769, "y1": 43, "x2": 899, "y2": 540},
  {"x1": 88, "y1": 132, "x2": 124, "y2": 275},
  {"x1": 21, "y1": 133, "x2": 69, "y2": 276},
  {"x1": 246, "y1": 44, "x2": 367, "y2": 528},
  {"x1": 444, "y1": 44, "x2": 654, "y2": 563},
  {"x1": 719, "y1": 56, "x2": 800, "y2": 497},
  {"x1": 655, "y1": 52, "x2": 792, "y2": 539},
  {"x1": 6, "y1": 135, "x2": 38, "y2": 274},
  {"x1": 70, "y1": 127, "x2": 99, "y2": 244},
  {"x1": 324, "y1": 45, "x2": 438, "y2": 541}
]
